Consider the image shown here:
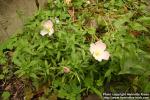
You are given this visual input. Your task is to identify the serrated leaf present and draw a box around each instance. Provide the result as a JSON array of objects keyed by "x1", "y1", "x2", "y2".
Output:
[
  {"x1": 129, "y1": 22, "x2": 148, "y2": 32},
  {"x1": 104, "y1": 69, "x2": 112, "y2": 78},
  {"x1": 96, "y1": 78, "x2": 103, "y2": 87},
  {"x1": 15, "y1": 70, "x2": 25, "y2": 77},
  {"x1": 30, "y1": 73, "x2": 38, "y2": 79},
  {"x1": 113, "y1": 12, "x2": 133, "y2": 28},
  {"x1": 87, "y1": 27, "x2": 96, "y2": 35},
  {"x1": 113, "y1": 18, "x2": 128, "y2": 28},
  {"x1": 56, "y1": 51, "x2": 61, "y2": 61},
  {"x1": 29, "y1": 60, "x2": 38, "y2": 66},
  {"x1": 137, "y1": 16, "x2": 150, "y2": 25},
  {"x1": 84, "y1": 77, "x2": 93, "y2": 88},
  {"x1": 91, "y1": 87, "x2": 102, "y2": 98}
]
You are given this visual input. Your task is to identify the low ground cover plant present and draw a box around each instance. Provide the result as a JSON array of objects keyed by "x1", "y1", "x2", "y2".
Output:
[{"x1": 0, "y1": 0, "x2": 150, "y2": 99}]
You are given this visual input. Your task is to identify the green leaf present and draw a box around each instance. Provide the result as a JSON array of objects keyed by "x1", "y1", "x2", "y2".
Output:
[
  {"x1": 137, "y1": 16, "x2": 150, "y2": 25},
  {"x1": 0, "y1": 53, "x2": 6, "y2": 64},
  {"x1": 113, "y1": 12, "x2": 133, "y2": 28},
  {"x1": 24, "y1": 47, "x2": 35, "y2": 55},
  {"x1": 104, "y1": 69, "x2": 112, "y2": 78},
  {"x1": 0, "y1": 74, "x2": 4, "y2": 79},
  {"x1": 119, "y1": 57, "x2": 145, "y2": 75},
  {"x1": 15, "y1": 70, "x2": 26, "y2": 77},
  {"x1": 84, "y1": 77, "x2": 93, "y2": 88},
  {"x1": 87, "y1": 27, "x2": 96, "y2": 35},
  {"x1": 144, "y1": 83, "x2": 150, "y2": 92},
  {"x1": 96, "y1": 78, "x2": 104, "y2": 87},
  {"x1": 29, "y1": 60, "x2": 38, "y2": 66},
  {"x1": 113, "y1": 18, "x2": 128, "y2": 28},
  {"x1": 2, "y1": 91, "x2": 11, "y2": 100},
  {"x1": 56, "y1": 51, "x2": 61, "y2": 61},
  {"x1": 129, "y1": 22, "x2": 148, "y2": 32},
  {"x1": 30, "y1": 73, "x2": 38, "y2": 79},
  {"x1": 91, "y1": 87, "x2": 102, "y2": 99}
]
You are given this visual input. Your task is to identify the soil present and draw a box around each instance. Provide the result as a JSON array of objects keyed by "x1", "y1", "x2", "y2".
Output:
[{"x1": 0, "y1": 76, "x2": 100, "y2": 100}]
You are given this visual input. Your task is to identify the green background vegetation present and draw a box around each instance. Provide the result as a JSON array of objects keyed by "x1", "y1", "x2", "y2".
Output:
[{"x1": 0, "y1": 0, "x2": 150, "y2": 99}]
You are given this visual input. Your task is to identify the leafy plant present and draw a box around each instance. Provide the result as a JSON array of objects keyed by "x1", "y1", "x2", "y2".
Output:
[{"x1": 0, "y1": 0, "x2": 150, "y2": 99}]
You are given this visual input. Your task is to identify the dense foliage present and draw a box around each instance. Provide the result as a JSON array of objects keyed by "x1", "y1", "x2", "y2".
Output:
[{"x1": 0, "y1": 0, "x2": 150, "y2": 99}]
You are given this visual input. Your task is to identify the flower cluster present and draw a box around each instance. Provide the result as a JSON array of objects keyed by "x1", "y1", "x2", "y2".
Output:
[{"x1": 90, "y1": 40, "x2": 110, "y2": 62}]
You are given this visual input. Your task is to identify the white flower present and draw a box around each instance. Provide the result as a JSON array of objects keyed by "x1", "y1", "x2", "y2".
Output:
[
  {"x1": 40, "y1": 20, "x2": 54, "y2": 36},
  {"x1": 90, "y1": 40, "x2": 110, "y2": 62}
]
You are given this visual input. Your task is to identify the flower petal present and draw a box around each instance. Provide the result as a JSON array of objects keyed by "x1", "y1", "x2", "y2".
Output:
[
  {"x1": 95, "y1": 41, "x2": 106, "y2": 51},
  {"x1": 48, "y1": 28, "x2": 54, "y2": 36},
  {"x1": 90, "y1": 43, "x2": 96, "y2": 54},
  {"x1": 100, "y1": 51, "x2": 110, "y2": 60},
  {"x1": 96, "y1": 56, "x2": 103, "y2": 62},
  {"x1": 93, "y1": 53, "x2": 103, "y2": 61},
  {"x1": 40, "y1": 30, "x2": 48, "y2": 36},
  {"x1": 43, "y1": 20, "x2": 53, "y2": 29}
]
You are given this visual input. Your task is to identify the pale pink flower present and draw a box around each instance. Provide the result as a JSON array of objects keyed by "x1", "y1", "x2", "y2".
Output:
[
  {"x1": 90, "y1": 40, "x2": 110, "y2": 61},
  {"x1": 40, "y1": 20, "x2": 54, "y2": 36},
  {"x1": 63, "y1": 67, "x2": 70, "y2": 73}
]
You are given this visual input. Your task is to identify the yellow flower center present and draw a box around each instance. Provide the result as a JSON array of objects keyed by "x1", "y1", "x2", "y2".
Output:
[{"x1": 94, "y1": 50, "x2": 101, "y2": 57}]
